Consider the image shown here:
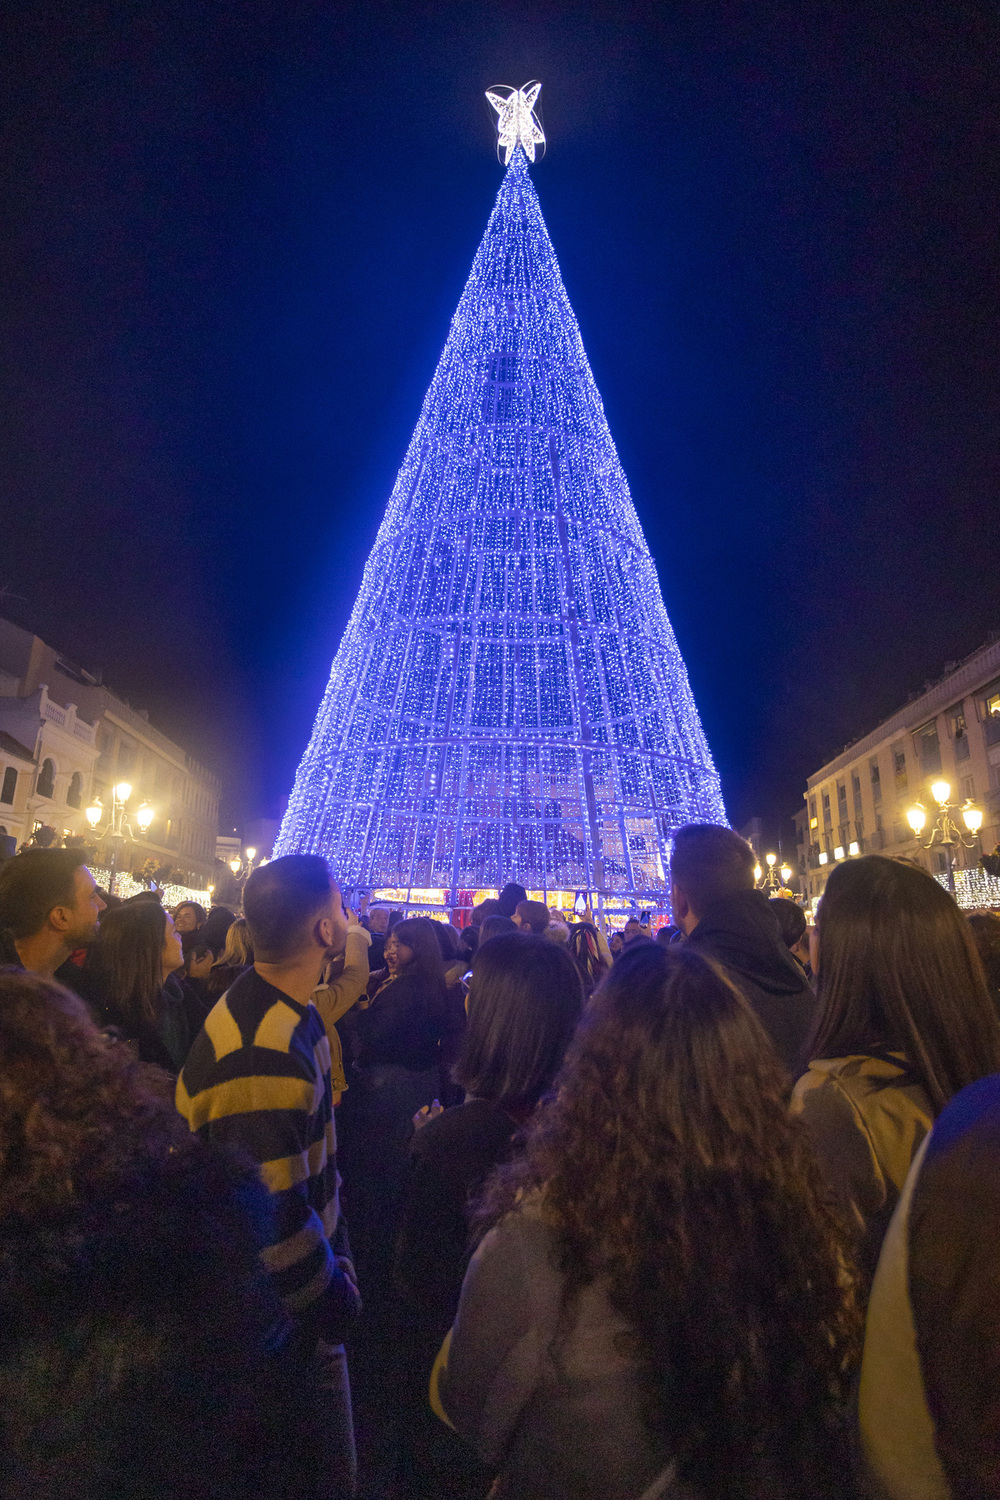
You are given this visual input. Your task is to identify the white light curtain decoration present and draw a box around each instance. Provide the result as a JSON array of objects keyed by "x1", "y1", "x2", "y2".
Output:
[
  {"x1": 935, "y1": 867, "x2": 1000, "y2": 910},
  {"x1": 88, "y1": 867, "x2": 213, "y2": 907},
  {"x1": 277, "y1": 132, "x2": 727, "y2": 903}
]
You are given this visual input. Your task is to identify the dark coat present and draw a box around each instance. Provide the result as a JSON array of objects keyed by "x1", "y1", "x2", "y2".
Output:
[{"x1": 685, "y1": 889, "x2": 815, "y2": 1075}]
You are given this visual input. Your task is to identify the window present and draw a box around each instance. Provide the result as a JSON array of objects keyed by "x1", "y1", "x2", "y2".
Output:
[
  {"x1": 822, "y1": 791, "x2": 832, "y2": 825},
  {"x1": 981, "y1": 685, "x2": 1000, "y2": 746},
  {"x1": 870, "y1": 758, "x2": 882, "y2": 803},
  {"x1": 914, "y1": 721, "x2": 942, "y2": 776},
  {"x1": 892, "y1": 741, "x2": 908, "y2": 795},
  {"x1": 117, "y1": 742, "x2": 136, "y2": 775},
  {"x1": 837, "y1": 781, "x2": 848, "y2": 816},
  {"x1": 962, "y1": 775, "x2": 975, "y2": 800},
  {"x1": 37, "y1": 759, "x2": 55, "y2": 799},
  {"x1": 852, "y1": 773, "x2": 862, "y2": 815},
  {"x1": 0, "y1": 767, "x2": 16, "y2": 805},
  {"x1": 66, "y1": 771, "x2": 83, "y2": 809}
]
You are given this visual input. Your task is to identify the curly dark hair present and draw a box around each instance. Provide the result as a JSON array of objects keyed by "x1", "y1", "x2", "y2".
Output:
[
  {"x1": 0, "y1": 969, "x2": 296, "y2": 1500},
  {"x1": 482, "y1": 944, "x2": 862, "y2": 1500}
]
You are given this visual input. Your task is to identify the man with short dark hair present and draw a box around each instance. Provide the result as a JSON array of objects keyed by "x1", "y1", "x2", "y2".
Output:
[
  {"x1": 177, "y1": 854, "x2": 359, "y2": 1499},
  {"x1": 670, "y1": 824, "x2": 814, "y2": 1074},
  {"x1": 513, "y1": 900, "x2": 550, "y2": 935},
  {"x1": 497, "y1": 882, "x2": 528, "y2": 918},
  {"x1": 0, "y1": 848, "x2": 105, "y2": 976}
]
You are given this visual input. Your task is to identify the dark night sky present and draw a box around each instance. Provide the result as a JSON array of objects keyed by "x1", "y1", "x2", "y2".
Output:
[{"x1": 2, "y1": 1, "x2": 999, "y2": 841}]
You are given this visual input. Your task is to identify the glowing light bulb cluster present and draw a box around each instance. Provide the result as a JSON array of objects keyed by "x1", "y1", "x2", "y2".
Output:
[{"x1": 276, "y1": 145, "x2": 727, "y2": 900}]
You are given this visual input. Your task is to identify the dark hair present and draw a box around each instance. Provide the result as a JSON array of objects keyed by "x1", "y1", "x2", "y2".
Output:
[
  {"x1": 567, "y1": 921, "x2": 611, "y2": 996},
  {"x1": 433, "y1": 922, "x2": 463, "y2": 963},
  {"x1": 201, "y1": 905, "x2": 238, "y2": 956},
  {"x1": 389, "y1": 918, "x2": 447, "y2": 989},
  {"x1": 967, "y1": 911, "x2": 1000, "y2": 999},
  {"x1": 460, "y1": 923, "x2": 480, "y2": 957},
  {"x1": 810, "y1": 856, "x2": 1000, "y2": 1113},
  {"x1": 0, "y1": 971, "x2": 293, "y2": 1500},
  {"x1": 484, "y1": 944, "x2": 860, "y2": 1498},
  {"x1": 457, "y1": 934, "x2": 583, "y2": 1108},
  {"x1": 0, "y1": 849, "x2": 89, "y2": 940},
  {"x1": 242, "y1": 854, "x2": 333, "y2": 963},
  {"x1": 497, "y1": 882, "x2": 528, "y2": 917},
  {"x1": 89, "y1": 900, "x2": 169, "y2": 1028},
  {"x1": 386, "y1": 908, "x2": 404, "y2": 932},
  {"x1": 669, "y1": 824, "x2": 755, "y2": 918},
  {"x1": 769, "y1": 897, "x2": 807, "y2": 950},
  {"x1": 478, "y1": 913, "x2": 517, "y2": 944},
  {"x1": 471, "y1": 899, "x2": 503, "y2": 925},
  {"x1": 515, "y1": 899, "x2": 549, "y2": 934},
  {"x1": 174, "y1": 901, "x2": 207, "y2": 926}
]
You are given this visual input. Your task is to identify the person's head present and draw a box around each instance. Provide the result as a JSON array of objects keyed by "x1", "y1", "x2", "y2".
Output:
[
  {"x1": 485, "y1": 942, "x2": 860, "y2": 1498},
  {"x1": 457, "y1": 934, "x2": 583, "y2": 1110},
  {"x1": 497, "y1": 882, "x2": 528, "y2": 918},
  {"x1": 218, "y1": 915, "x2": 254, "y2": 969},
  {"x1": 669, "y1": 823, "x2": 755, "y2": 932},
  {"x1": 609, "y1": 930, "x2": 624, "y2": 955},
  {"x1": 567, "y1": 920, "x2": 610, "y2": 996},
  {"x1": 655, "y1": 923, "x2": 679, "y2": 948},
  {"x1": 478, "y1": 913, "x2": 517, "y2": 944},
  {"x1": 967, "y1": 911, "x2": 1000, "y2": 999},
  {"x1": 386, "y1": 908, "x2": 404, "y2": 932},
  {"x1": 544, "y1": 913, "x2": 570, "y2": 945},
  {"x1": 242, "y1": 854, "x2": 345, "y2": 968},
  {"x1": 433, "y1": 921, "x2": 463, "y2": 963},
  {"x1": 172, "y1": 901, "x2": 207, "y2": 935},
  {"x1": 459, "y1": 922, "x2": 480, "y2": 958},
  {"x1": 513, "y1": 899, "x2": 549, "y2": 935},
  {"x1": 383, "y1": 917, "x2": 446, "y2": 986},
  {"x1": 90, "y1": 900, "x2": 184, "y2": 1026},
  {"x1": 811, "y1": 856, "x2": 1000, "y2": 1112},
  {"x1": 368, "y1": 905, "x2": 390, "y2": 935},
  {"x1": 471, "y1": 899, "x2": 503, "y2": 926},
  {"x1": 0, "y1": 970, "x2": 292, "y2": 1500},
  {"x1": 200, "y1": 905, "x2": 238, "y2": 956},
  {"x1": 0, "y1": 848, "x2": 105, "y2": 953},
  {"x1": 769, "y1": 895, "x2": 807, "y2": 950},
  {"x1": 623, "y1": 917, "x2": 643, "y2": 944}
]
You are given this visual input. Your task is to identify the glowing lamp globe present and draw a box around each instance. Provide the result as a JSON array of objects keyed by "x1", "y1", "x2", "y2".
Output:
[
  {"x1": 85, "y1": 799, "x2": 103, "y2": 828},
  {"x1": 907, "y1": 805, "x2": 926, "y2": 835},
  {"x1": 229, "y1": 857, "x2": 241, "y2": 875},
  {"x1": 114, "y1": 782, "x2": 132, "y2": 805},
  {"x1": 930, "y1": 780, "x2": 951, "y2": 807},
  {"x1": 135, "y1": 803, "x2": 154, "y2": 833},
  {"x1": 963, "y1": 804, "x2": 984, "y2": 833},
  {"x1": 780, "y1": 865, "x2": 791, "y2": 883},
  {"x1": 766, "y1": 853, "x2": 777, "y2": 867},
  {"x1": 245, "y1": 847, "x2": 257, "y2": 862}
]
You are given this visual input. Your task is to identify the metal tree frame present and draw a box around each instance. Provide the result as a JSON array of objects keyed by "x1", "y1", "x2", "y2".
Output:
[{"x1": 277, "y1": 141, "x2": 726, "y2": 907}]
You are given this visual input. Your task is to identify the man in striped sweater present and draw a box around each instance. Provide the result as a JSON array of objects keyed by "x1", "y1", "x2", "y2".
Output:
[{"x1": 177, "y1": 854, "x2": 361, "y2": 1499}]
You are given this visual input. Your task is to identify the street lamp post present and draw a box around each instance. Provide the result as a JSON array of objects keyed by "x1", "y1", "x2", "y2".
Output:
[
  {"x1": 85, "y1": 781, "x2": 155, "y2": 890},
  {"x1": 907, "y1": 780, "x2": 983, "y2": 895},
  {"x1": 754, "y1": 851, "x2": 793, "y2": 894}
]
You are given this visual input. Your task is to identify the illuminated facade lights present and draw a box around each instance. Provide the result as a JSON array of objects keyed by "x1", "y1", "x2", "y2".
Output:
[{"x1": 276, "y1": 134, "x2": 726, "y2": 902}]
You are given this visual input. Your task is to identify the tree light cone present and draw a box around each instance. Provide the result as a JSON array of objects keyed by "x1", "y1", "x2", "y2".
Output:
[{"x1": 277, "y1": 146, "x2": 726, "y2": 901}]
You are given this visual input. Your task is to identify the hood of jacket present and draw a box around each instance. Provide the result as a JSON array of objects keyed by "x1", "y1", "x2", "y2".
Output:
[{"x1": 685, "y1": 889, "x2": 810, "y2": 999}]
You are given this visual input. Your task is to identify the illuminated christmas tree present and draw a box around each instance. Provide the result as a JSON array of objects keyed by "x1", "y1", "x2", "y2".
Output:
[{"x1": 276, "y1": 86, "x2": 726, "y2": 910}]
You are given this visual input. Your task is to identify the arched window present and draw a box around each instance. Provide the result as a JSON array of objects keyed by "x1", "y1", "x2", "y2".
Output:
[
  {"x1": 67, "y1": 771, "x2": 83, "y2": 809},
  {"x1": 37, "y1": 759, "x2": 55, "y2": 799}
]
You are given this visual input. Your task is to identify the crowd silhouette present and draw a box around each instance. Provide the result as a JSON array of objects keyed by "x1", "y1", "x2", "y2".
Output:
[{"x1": 0, "y1": 826, "x2": 998, "y2": 1499}]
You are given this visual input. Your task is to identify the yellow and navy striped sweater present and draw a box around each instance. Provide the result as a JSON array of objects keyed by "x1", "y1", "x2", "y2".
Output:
[{"x1": 177, "y1": 967, "x2": 339, "y2": 1316}]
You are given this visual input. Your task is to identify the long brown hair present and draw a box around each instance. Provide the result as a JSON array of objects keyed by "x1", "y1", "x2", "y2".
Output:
[
  {"x1": 89, "y1": 900, "x2": 169, "y2": 1028},
  {"x1": 810, "y1": 856, "x2": 1000, "y2": 1112},
  {"x1": 483, "y1": 944, "x2": 860, "y2": 1500}
]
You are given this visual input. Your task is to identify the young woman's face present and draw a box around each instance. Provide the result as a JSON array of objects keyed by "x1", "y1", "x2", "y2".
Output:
[
  {"x1": 173, "y1": 906, "x2": 200, "y2": 934},
  {"x1": 384, "y1": 931, "x2": 414, "y2": 973},
  {"x1": 161, "y1": 913, "x2": 185, "y2": 976}
]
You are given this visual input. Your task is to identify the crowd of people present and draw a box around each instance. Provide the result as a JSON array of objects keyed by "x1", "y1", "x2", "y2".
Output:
[{"x1": 0, "y1": 828, "x2": 998, "y2": 1498}]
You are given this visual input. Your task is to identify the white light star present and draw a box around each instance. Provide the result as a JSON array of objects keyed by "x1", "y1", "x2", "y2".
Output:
[{"x1": 485, "y1": 81, "x2": 545, "y2": 165}]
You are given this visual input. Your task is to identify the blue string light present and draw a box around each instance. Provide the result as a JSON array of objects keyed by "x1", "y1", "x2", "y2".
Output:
[{"x1": 276, "y1": 145, "x2": 727, "y2": 903}]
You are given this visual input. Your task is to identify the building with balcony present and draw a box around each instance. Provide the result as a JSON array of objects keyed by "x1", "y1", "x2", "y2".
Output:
[
  {"x1": 796, "y1": 635, "x2": 1000, "y2": 909},
  {"x1": 0, "y1": 619, "x2": 220, "y2": 886}
]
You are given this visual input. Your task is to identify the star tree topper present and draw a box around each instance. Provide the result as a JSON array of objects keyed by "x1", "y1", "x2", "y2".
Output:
[{"x1": 486, "y1": 81, "x2": 545, "y2": 164}]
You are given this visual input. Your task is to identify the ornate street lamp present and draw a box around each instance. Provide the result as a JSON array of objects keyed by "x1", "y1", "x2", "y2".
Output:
[
  {"x1": 754, "y1": 852, "x2": 792, "y2": 894},
  {"x1": 907, "y1": 780, "x2": 983, "y2": 894},
  {"x1": 85, "y1": 782, "x2": 155, "y2": 887}
]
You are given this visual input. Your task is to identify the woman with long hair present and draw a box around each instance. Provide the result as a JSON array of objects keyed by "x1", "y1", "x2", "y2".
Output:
[
  {"x1": 567, "y1": 919, "x2": 611, "y2": 997},
  {"x1": 88, "y1": 898, "x2": 197, "y2": 1073},
  {"x1": 435, "y1": 944, "x2": 860, "y2": 1500},
  {"x1": 792, "y1": 855, "x2": 1000, "y2": 1284},
  {"x1": 205, "y1": 915, "x2": 254, "y2": 1000},
  {"x1": 0, "y1": 971, "x2": 296, "y2": 1500}
]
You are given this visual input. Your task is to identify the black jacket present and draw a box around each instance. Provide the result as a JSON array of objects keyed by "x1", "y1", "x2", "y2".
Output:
[{"x1": 685, "y1": 889, "x2": 815, "y2": 1075}]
